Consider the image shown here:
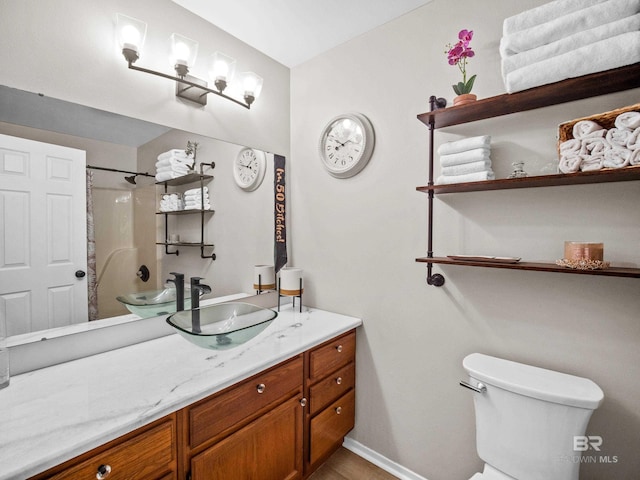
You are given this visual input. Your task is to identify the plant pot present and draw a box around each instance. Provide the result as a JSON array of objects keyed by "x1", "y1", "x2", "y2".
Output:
[{"x1": 453, "y1": 93, "x2": 477, "y2": 106}]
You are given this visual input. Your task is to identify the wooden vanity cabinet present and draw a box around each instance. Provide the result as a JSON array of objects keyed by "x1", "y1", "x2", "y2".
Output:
[
  {"x1": 29, "y1": 329, "x2": 357, "y2": 480},
  {"x1": 29, "y1": 414, "x2": 178, "y2": 480},
  {"x1": 304, "y1": 330, "x2": 356, "y2": 474},
  {"x1": 180, "y1": 355, "x2": 305, "y2": 480}
]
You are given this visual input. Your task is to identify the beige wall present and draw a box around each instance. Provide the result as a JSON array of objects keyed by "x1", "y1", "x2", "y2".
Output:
[
  {"x1": 291, "y1": 1, "x2": 640, "y2": 479},
  {"x1": 0, "y1": 0, "x2": 290, "y2": 155}
]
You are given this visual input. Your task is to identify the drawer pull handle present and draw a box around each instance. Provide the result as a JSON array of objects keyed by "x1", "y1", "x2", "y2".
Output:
[
  {"x1": 256, "y1": 383, "x2": 266, "y2": 394},
  {"x1": 96, "y1": 464, "x2": 112, "y2": 479},
  {"x1": 336, "y1": 345, "x2": 343, "y2": 353},
  {"x1": 335, "y1": 376, "x2": 343, "y2": 385},
  {"x1": 335, "y1": 406, "x2": 342, "y2": 415},
  {"x1": 300, "y1": 397, "x2": 308, "y2": 407}
]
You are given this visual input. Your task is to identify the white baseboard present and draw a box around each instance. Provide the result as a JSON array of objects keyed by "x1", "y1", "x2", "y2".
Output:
[{"x1": 342, "y1": 437, "x2": 429, "y2": 480}]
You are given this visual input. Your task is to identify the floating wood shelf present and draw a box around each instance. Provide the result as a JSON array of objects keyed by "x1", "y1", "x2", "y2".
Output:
[
  {"x1": 417, "y1": 165, "x2": 640, "y2": 194},
  {"x1": 416, "y1": 257, "x2": 640, "y2": 278},
  {"x1": 417, "y1": 64, "x2": 640, "y2": 285},
  {"x1": 156, "y1": 209, "x2": 215, "y2": 215},
  {"x1": 417, "y1": 63, "x2": 640, "y2": 129}
]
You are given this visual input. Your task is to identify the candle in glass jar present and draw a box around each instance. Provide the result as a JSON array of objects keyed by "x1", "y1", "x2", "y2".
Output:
[{"x1": 564, "y1": 242, "x2": 604, "y2": 261}]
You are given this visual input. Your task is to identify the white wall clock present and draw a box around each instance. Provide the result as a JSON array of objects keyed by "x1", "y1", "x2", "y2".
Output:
[
  {"x1": 233, "y1": 147, "x2": 266, "y2": 191},
  {"x1": 318, "y1": 112, "x2": 375, "y2": 178}
]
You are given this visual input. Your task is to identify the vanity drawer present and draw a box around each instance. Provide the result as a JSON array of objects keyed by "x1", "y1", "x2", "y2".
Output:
[
  {"x1": 41, "y1": 417, "x2": 176, "y2": 480},
  {"x1": 309, "y1": 389, "x2": 355, "y2": 465},
  {"x1": 189, "y1": 355, "x2": 303, "y2": 449},
  {"x1": 309, "y1": 362, "x2": 355, "y2": 415},
  {"x1": 309, "y1": 330, "x2": 355, "y2": 382}
]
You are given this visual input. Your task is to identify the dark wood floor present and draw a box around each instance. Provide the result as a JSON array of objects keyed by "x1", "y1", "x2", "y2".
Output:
[{"x1": 308, "y1": 447, "x2": 399, "y2": 480}]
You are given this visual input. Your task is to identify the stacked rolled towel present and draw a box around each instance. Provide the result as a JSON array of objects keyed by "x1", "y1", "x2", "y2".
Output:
[
  {"x1": 500, "y1": 0, "x2": 640, "y2": 93},
  {"x1": 436, "y1": 135, "x2": 494, "y2": 184},
  {"x1": 155, "y1": 149, "x2": 194, "y2": 182},
  {"x1": 159, "y1": 193, "x2": 183, "y2": 212},
  {"x1": 559, "y1": 110, "x2": 640, "y2": 172},
  {"x1": 183, "y1": 186, "x2": 211, "y2": 210}
]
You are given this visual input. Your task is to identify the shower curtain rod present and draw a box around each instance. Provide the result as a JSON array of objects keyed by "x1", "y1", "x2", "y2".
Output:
[{"x1": 86, "y1": 165, "x2": 154, "y2": 177}]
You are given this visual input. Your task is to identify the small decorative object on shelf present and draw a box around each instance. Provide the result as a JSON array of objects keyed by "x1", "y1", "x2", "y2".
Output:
[
  {"x1": 254, "y1": 265, "x2": 276, "y2": 294},
  {"x1": 557, "y1": 241, "x2": 608, "y2": 270},
  {"x1": 185, "y1": 140, "x2": 199, "y2": 162},
  {"x1": 445, "y1": 29, "x2": 477, "y2": 106},
  {"x1": 508, "y1": 161, "x2": 528, "y2": 178},
  {"x1": 277, "y1": 267, "x2": 303, "y2": 312},
  {"x1": 556, "y1": 258, "x2": 610, "y2": 270}
]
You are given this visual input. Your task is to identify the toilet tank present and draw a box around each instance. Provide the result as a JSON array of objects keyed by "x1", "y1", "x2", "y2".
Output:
[{"x1": 463, "y1": 353, "x2": 604, "y2": 480}]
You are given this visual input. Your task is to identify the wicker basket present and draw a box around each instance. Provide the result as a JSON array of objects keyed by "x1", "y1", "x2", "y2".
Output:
[{"x1": 558, "y1": 102, "x2": 640, "y2": 146}]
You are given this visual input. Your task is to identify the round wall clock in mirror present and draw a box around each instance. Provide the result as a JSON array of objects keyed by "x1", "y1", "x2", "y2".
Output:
[
  {"x1": 234, "y1": 147, "x2": 267, "y2": 191},
  {"x1": 319, "y1": 112, "x2": 375, "y2": 178}
]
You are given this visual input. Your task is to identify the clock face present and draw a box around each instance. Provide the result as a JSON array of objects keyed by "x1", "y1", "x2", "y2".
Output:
[
  {"x1": 234, "y1": 148, "x2": 266, "y2": 191},
  {"x1": 319, "y1": 113, "x2": 374, "y2": 178}
]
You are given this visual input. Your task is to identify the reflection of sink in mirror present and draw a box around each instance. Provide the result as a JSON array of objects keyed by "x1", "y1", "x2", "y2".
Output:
[
  {"x1": 166, "y1": 302, "x2": 278, "y2": 350},
  {"x1": 116, "y1": 287, "x2": 200, "y2": 318}
]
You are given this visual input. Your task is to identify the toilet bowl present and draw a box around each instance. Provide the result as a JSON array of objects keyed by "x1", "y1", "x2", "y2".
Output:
[{"x1": 462, "y1": 353, "x2": 604, "y2": 480}]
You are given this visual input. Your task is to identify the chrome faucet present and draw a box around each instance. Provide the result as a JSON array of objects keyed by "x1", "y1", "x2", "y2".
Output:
[
  {"x1": 166, "y1": 272, "x2": 185, "y2": 311},
  {"x1": 190, "y1": 277, "x2": 211, "y2": 334}
]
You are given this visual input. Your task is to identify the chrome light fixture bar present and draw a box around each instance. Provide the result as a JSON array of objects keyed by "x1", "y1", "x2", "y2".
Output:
[{"x1": 116, "y1": 13, "x2": 263, "y2": 109}]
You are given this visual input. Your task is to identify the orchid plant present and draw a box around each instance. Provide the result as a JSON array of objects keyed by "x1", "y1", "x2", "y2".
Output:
[{"x1": 445, "y1": 29, "x2": 476, "y2": 95}]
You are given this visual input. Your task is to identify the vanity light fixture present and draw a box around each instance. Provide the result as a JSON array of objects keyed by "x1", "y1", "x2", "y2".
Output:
[{"x1": 115, "y1": 13, "x2": 262, "y2": 109}]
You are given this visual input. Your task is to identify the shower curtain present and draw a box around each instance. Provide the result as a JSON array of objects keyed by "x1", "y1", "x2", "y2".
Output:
[{"x1": 86, "y1": 170, "x2": 98, "y2": 321}]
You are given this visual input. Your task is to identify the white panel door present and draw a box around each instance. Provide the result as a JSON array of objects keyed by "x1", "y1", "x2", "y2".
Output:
[{"x1": 0, "y1": 134, "x2": 87, "y2": 335}]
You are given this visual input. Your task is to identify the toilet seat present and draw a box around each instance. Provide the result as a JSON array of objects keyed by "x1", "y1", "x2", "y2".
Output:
[{"x1": 468, "y1": 464, "x2": 517, "y2": 480}]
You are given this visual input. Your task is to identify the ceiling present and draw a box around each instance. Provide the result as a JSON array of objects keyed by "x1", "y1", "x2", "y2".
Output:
[{"x1": 171, "y1": 0, "x2": 434, "y2": 67}]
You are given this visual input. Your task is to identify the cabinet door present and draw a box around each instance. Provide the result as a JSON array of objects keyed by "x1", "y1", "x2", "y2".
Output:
[
  {"x1": 36, "y1": 417, "x2": 176, "y2": 480},
  {"x1": 191, "y1": 396, "x2": 303, "y2": 480},
  {"x1": 310, "y1": 390, "x2": 355, "y2": 466}
]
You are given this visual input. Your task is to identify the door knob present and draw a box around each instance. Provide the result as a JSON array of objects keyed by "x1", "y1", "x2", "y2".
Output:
[{"x1": 75, "y1": 270, "x2": 86, "y2": 278}]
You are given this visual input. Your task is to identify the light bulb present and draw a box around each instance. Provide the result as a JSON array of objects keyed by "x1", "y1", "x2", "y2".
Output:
[{"x1": 121, "y1": 25, "x2": 141, "y2": 51}]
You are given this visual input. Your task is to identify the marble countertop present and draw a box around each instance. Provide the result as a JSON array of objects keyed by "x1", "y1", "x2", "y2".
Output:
[{"x1": 0, "y1": 304, "x2": 361, "y2": 480}]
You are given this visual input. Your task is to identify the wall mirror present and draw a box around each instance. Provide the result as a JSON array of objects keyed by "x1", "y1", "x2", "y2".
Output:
[{"x1": 0, "y1": 85, "x2": 279, "y2": 343}]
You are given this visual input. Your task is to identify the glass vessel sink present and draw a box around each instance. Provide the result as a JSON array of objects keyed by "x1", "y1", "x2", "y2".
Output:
[
  {"x1": 116, "y1": 287, "x2": 196, "y2": 318},
  {"x1": 166, "y1": 302, "x2": 278, "y2": 350}
]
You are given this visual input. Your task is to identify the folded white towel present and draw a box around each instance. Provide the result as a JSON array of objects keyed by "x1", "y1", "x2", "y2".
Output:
[
  {"x1": 184, "y1": 203, "x2": 211, "y2": 210},
  {"x1": 559, "y1": 154, "x2": 582, "y2": 173},
  {"x1": 573, "y1": 120, "x2": 606, "y2": 139},
  {"x1": 184, "y1": 195, "x2": 210, "y2": 203},
  {"x1": 581, "y1": 136, "x2": 610, "y2": 155},
  {"x1": 604, "y1": 146, "x2": 632, "y2": 168},
  {"x1": 627, "y1": 127, "x2": 640, "y2": 149},
  {"x1": 439, "y1": 148, "x2": 491, "y2": 168},
  {"x1": 606, "y1": 128, "x2": 632, "y2": 149},
  {"x1": 436, "y1": 171, "x2": 495, "y2": 184},
  {"x1": 156, "y1": 165, "x2": 189, "y2": 175},
  {"x1": 155, "y1": 157, "x2": 194, "y2": 169},
  {"x1": 437, "y1": 135, "x2": 491, "y2": 156},
  {"x1": 184, "y1": 186, "x2": 209, "y2": 196},
  {"x1": 156, "y1": 170, "x2": 187, "y2": 182},
  {"x1": 503, "y1": 0, "x2": 608, "y2": 35},
  {"x1": 560, "y1": 138, "x2": 582, "y2": 156},
  {"x1": 504, "y1": 31, "x2": 640, "y2": 93},
  {"x1": 630, "y1": 147, "x2": 640, "y2": 164},
  {"x1": 157, "y1": 149, "x2": 189, "y2": 161},
  {"x1": 580, "y1": 153, "x2": 605, "y2": 171},
  {"x1": 615, "y1": 111, "x2": 640, "y2": 130},
  {"x1": 500, "y1": 0, "x2": 640, "y2": 57},
  {"x1": 501, "y1": 13, "x2": 640, "y2": 76},
  {"x1": 441, "y1": 160, "x2": 492, "y2": 176}
]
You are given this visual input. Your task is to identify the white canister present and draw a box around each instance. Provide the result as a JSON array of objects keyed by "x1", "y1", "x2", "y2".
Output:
[
  {"x1": 253, "y1": 265, "x2": 276, "y2": 291},
  {"x1": 279, "y1": 267, "x2": 303, "y2": 296}
]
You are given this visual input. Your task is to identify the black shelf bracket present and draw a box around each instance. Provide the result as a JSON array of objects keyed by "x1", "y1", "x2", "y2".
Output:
[{"x1": 425, "y1": 96, "x2": 446, "y2": 287}]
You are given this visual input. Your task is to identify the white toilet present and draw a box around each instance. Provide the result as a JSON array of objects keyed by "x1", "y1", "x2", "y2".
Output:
[{"x1": 461, "y1": 353, "x2": 604, "y2": 480}]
